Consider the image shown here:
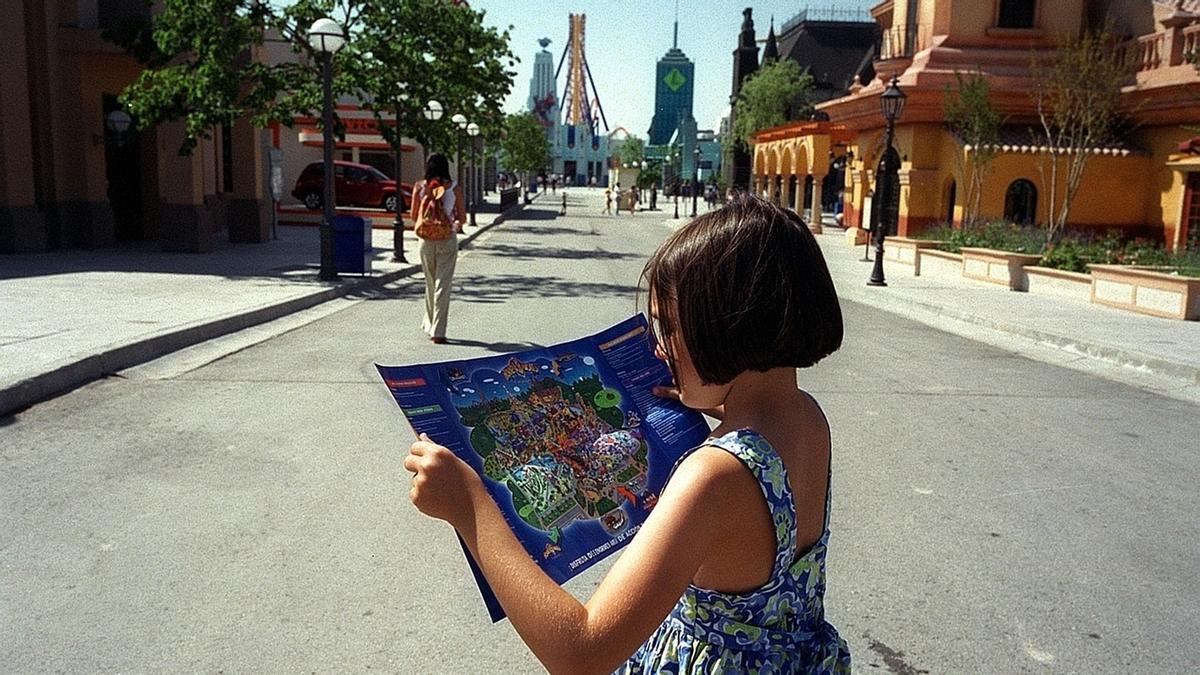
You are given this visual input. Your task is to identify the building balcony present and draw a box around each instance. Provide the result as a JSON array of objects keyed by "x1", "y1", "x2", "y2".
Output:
[
  {"x1": 876, "y1": 23, "x2": 921, "y2": 61},
  {"x1": 873, "y1": 23, "x2": 922, "y2": 81},
  {"x1": 1119, "y1": 22, "x2": 1200, "y2": 81}
]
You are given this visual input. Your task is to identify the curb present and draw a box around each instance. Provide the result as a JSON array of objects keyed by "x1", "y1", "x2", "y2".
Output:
[{"x1": 0, "y1": 200, "x2": 528, "y2": 418}]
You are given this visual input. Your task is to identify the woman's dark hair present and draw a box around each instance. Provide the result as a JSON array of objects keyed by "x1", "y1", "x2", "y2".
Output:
[
  {"x1": 642, "y1": 194, "x2": 843, "y2": 385},
  {"x1": 424, "y1": 153, "x2": 452, "y2": 182}
]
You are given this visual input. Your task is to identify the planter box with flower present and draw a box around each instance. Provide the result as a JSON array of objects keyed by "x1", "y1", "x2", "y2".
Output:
[
  {"x1": 960, "y1": 247, "x2": 1044, "y2": 290},
  {"x1": 914, "y1": 222, "x2": 1045, "y2": 288},
  {"x1": 1088, "y1": 265, "x2": 1200, "y2": 320},
  {"x1": 1022, "y1": 266, "x2": 1094, "y2": 304},
  {"x1": 884, "y1": 236, "x2": 945, "y2": 276}
]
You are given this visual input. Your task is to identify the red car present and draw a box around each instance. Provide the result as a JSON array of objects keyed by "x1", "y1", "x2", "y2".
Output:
[{"x1": 292, "y1": 160, "x2": 412, "y2": 212}]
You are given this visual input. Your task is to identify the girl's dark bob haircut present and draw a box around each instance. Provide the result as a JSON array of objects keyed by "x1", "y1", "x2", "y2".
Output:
[
  {"x1": 424, "y1": 153, "x2": 452, "y2": 182},
  {"x1": 643, "y1": 194, "x2": 843, "y2": 385}
]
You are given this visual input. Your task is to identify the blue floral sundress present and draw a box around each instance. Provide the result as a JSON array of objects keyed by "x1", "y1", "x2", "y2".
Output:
[{"x1": 620, "y1": 428, "x2": 851, "y2": 674}]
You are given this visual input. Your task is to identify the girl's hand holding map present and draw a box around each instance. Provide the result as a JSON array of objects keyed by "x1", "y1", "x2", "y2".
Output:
[
  {"x1": 652, "y1": 384, "x2": 724, "y2": 421},
  {"x1": 405, "y1": 432, "x2": 487, "y2": 528}
]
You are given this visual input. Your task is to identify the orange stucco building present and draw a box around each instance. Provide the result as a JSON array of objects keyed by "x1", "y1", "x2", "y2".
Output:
[{"x1": 752, "y1": 0, "x2": 1200, "y2": 252}]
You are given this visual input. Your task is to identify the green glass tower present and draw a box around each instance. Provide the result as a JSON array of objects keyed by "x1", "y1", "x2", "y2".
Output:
[{"x1": 647, "y1": 14, "x2": 695, "y2": 147}]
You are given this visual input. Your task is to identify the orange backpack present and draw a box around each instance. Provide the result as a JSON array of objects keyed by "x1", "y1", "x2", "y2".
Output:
[{"x1": 414, "y1": 181, "x2": 453, "y2": 240}]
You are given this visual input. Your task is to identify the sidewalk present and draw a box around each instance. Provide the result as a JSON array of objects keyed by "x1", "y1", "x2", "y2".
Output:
[
  {"x1": 810, "y1": 223, "x2": 1200, "y2": 403},
  {"x1": 655, "y1": 211, "x2": 1200, "y2": 403},
  {"x1": 0, "y1": 195, "x2": 528, "y2": 417}
]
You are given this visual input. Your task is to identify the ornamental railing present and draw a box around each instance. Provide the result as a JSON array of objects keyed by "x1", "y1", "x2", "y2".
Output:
[{"x1": 877, "y1": 23, "x2": 921, "y2": 61}]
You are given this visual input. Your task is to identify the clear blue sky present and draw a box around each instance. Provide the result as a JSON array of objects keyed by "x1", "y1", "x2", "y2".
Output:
[{"x1": 470, "y1": 1, "x2": 877, "y2": 139}]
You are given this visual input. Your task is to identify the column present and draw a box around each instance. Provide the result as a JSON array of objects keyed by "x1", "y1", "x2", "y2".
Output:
[
  {"x1": 766, "y1": 174, "x2": 777, "y2": 203},
  {"x1": 794, "y1": 173, "x2": 805, "y2": 214},
  {"x1": 782, "y1": 176, "x2": 793, "y2": 212},
  {"x1": 809, "y1": 175, "x2": 824, "y2": 234}
]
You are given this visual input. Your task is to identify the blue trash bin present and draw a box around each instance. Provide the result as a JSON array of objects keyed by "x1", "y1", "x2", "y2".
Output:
[{"x1": 333, "y1": 215, "x2": 372, "y2": 275}]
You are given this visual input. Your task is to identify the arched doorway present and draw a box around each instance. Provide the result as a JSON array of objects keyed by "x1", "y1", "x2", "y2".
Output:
[
  {"x1": 1004, "y1": 179, "x2": 1037, "y2": 225},
  {"x1": 103, "y1": 94, "x2": 145, "y2": 241},
  {"x1": 870, "y1": 146, "x2": 901, "y2": 236}
]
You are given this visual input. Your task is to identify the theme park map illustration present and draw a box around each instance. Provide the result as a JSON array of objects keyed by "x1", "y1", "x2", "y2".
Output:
[{"x1": 378, "y1": 316, "x2": 710, "y2": 621}]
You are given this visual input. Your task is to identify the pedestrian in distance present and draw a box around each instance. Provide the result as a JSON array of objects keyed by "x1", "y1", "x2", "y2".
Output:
[
  {"x1": 614, "y1": 182, "x2": 622, "y2": 215},
  {"x1": 604, "y1": 187, "x2": 613, "y2": 214},
  {"x1": 405, "y1": 194, "x2": 850, "y2": 673},
  {"x1": 650, "y1": 186, "x2": 657, "y2": 211},
  {"x1": 560, "y1": 190, "x2": 567, "y2": 216},
  {"x1": 411, "y1": 153, "x2": 466, "y2": 345}
]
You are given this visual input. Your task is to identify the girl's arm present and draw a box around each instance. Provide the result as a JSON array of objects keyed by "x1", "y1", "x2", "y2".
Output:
[
  {"x1": 409, "y1": 181, "x2": 424, "y2": 222},
  {"x1": 454, "y1": 185, "x2": 467, "y2": 232},
  {"x1": 405, "y1": 435, "x2": 740, "y2": 674}
]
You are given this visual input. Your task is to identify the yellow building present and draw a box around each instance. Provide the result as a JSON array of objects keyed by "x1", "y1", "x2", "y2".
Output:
[{"x1": 752, "y1": 0, "x2": 1200, "y2": 252}]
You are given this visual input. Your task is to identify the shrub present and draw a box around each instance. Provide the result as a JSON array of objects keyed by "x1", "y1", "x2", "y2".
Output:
[
  {"x1": 913, "y1": 221, "x2": 1044, "y2": 254},
  {"x1": 914, "y1": 223, "x2": 1200, "y2": 277},
  {"x1": 1039, "y1": 237, "x2": 1200, "y2": 277},
  {"x1": 1039, "y1": 235, "x2": 1122, "y2": 273}
]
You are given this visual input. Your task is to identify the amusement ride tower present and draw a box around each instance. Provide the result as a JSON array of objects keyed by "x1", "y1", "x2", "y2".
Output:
[{"x1": 523, "y1": 16, "x2": 610, "y2": 186}]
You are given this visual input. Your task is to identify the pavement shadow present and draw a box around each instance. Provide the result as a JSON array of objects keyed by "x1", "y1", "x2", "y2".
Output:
[
  {"x1": 0, "y1": 237, "x2": 351, "y2": 283},
  {"x1": 512, "y1": 225, "x2": 598, "y2": 237},
  {"x1": 454, "y1": 273, "x2": 640, "y2": 304},
  {"x1": 441, "y1": 338, "x2": 545, "y2": 353},
  {"x1": 478, "y1": 244, "x2": 641, "y2": 261},
  {"x1": 512, "y1": 208, "x2": 561, "y2": 221}
]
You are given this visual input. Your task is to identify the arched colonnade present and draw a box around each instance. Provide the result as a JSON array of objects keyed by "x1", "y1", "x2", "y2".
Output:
[{"x1": 751, "y1": 121, "x2": 853, "y2": 234}]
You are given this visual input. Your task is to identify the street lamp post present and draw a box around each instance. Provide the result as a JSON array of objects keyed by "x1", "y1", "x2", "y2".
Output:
[
  {"x1": 392, "y1": 84, "x2": 408, "y2": 262},
  {"x1": 451, "y1": 113, "x2": 468, "y2": 189},
  {"x1": 420, "y1": 99, "x2": 443, "y2": 222},
  {"x1": 691, "y1": 147, "x2": 700, "y2": 218},
  {"x1": 308, "y1": 18, "x2": 345, "y2": 281},
  {"x1": 466, "y1": 122, "x2": 480, "y2": 227},
  {"x1": 672, "y1": 152, "x2": 679, "y2": 219},
  {"x1": 868, "y1": 76, "x2": 907, "y2": 287}
]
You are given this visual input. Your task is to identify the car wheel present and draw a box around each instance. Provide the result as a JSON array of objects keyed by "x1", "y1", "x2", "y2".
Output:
[
  {"x1": 303, "y1": 191, "x2": 322, "y2": 210},
  {"x1": 383, "y1": 193, "x2": 398, "y2": 213}
]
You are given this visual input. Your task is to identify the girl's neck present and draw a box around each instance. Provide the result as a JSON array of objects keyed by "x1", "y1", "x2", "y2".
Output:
[{"x1": 714, "y1": 367, "x2": 801, "y2": 433}]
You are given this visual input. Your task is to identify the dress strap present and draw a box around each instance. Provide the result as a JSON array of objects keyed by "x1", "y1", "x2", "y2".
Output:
[{"x1": 702, "y1": 429, "x2": 797, "y2": 574}]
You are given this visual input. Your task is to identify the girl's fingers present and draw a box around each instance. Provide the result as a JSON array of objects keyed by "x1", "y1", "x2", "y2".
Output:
[
  {"x1": 652, "y1": 385, "x2": 680, "y2": 401},
  {"x1": 402, "y1": 453, "x2": 420, "y2": 474}
]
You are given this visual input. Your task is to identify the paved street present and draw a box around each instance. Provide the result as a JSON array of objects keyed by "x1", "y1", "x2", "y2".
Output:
[{"x1": 2, "y1": 189, "x2": 1198, "y2": 673}]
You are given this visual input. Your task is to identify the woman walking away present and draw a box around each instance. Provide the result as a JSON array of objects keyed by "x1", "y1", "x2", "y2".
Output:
[
  {"x1": 411, "y1": 153, "x2": 465, "y2": 345},
  {"x1": 405, "y1": 195, "x2": 851, "y2": 672}
]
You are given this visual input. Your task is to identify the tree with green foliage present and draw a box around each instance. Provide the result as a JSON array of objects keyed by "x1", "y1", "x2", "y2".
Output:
[
  {"x1": 731, "y1": 59, "x2": 814, "y2": 151},
  {"x1": 341, "y1": 0, "x2": 515, "y2": 156},
  {"x1": 618, "y1": 136, "x2": 646, "y2": 167},
  {"x1": 1031, "y1": 30, "x2": 1127, "y2": 243},
  {"x1": 107, "y1": 0, "x2": 515, "y2": 156},
  {"x1": 944, "y1": 70, "x2": 1002, "y2": 227},
  {"x1": 499, "y1": 112, "x2": 551, "y2": 190},
  {"x1": 636, "y1": 164, "x2": 662, "y2": 190}
]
